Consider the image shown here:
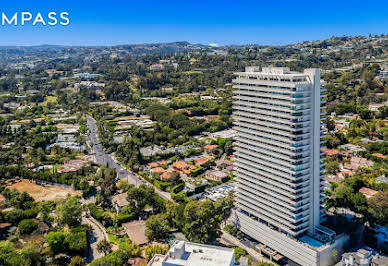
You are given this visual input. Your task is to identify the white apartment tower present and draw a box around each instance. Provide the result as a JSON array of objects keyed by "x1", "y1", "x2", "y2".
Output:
[{"x1": 232, "y1": 67, "x2": 343, "y2": 266}]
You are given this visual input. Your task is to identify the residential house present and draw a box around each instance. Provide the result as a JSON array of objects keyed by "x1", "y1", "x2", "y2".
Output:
[
  {"x1": 359, "y1": 187, "x2": 379, "y2": 199},
  {"x1": 206, "y1": 170, "x2": 228, "y2": 182},
  {"x1": 204, "y1": 144, "x2": 218, "y2": 154},
  {"x1": 122, "y1": 221, "x2": 148, "y2": 246},
  {"x1": 151, "y1": 167, "x2": 165, "y2": 174},
  {"x1": 321, "y1": 148, "x2": 340, "y2": 157},
  {"x1": 173, "y1": 161, "x2": 195, "y2": 175},
  {"x1": 376, "y1": 175, "x2": 388, "y2": 184},
  {"x1": 340, "y1": 248, "x2": 388, "y2": 266},
  {"x1": 57, "y1": 159, "x2": 88, "y2": 174},
  {"x1": 372, "y1": 153, "x2": 387, "y2": 159},
  {"x1": 112, "y1": 193, "x2": 129, "y2": 213},
  {"x1": 194, "y1": 156, "x2": 213, "y2": 167},
  {"x1": 0, "y1": 194, "x2": 5, "y2": 205}
]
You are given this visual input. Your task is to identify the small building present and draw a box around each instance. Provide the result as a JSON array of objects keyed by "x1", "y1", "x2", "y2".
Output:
[
  {"x1": 151, "y1": 167, "x2": 165, "y2": 174},
  {"x1": 372, "y1": 153, "x2": 387, "y2": 159},
  {"x1": 173, "y1": 161, "x2": 196, "y2": 175},
  {"x1": 359, "y1": 187, "x2": 378, "y2": 199},
  {"x1": 205, "y1": 184, "x2": 234, "y2": 202},
  {"x1": 340, "y1": 247, "x2": 388, "y2": 266},
  {"x1": 147, "y1": 240, "x2": 235, "y2": 266},
  {"x1": 376, "y1": 175, "x2": 388, "y2": 184},
  {"x1": 161, "y1": 170, "x2": 174, "y2": 180},
  {"x1": 194, "y1": 156, "x2": 213, "y2": 167},
  {"x1": 206, "y1": 170, "x2": 228, "y2": 182},
  {"x1": 57, "y1": 159, "x2": 88, "y2": 174},
  {"x1": 0, "y1": 194, "x2": 5, "y2": 205},
  {"x1": 150, "y1": 64, "x2": 165, "y2": 72},
  {"x1": 204, "y1": 144, "x2": 218, "y2": 154},
  {"x1": 321, "y1": 148, "x2": 340, "y2": 157},
  {"x1": 122, "y1": 220, "x2": 148, "y2": 246},
  {"x1": 339, "y1": 144, "x2": 365, "y2": 155},
  {"x1": 112, "y1": 193, "x2": 129, "y2": 213}
]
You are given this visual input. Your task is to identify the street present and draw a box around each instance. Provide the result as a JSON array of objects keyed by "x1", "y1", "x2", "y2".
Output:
[
  {"x1": 86, "y1": 115, "x2": 171, "y2": 200},
  {"x1": 86, "y1": 115, "x2": 145, "y2": 186},
  {"x1": 82, "y1": 216, "x2": 106, "y2": 263}
]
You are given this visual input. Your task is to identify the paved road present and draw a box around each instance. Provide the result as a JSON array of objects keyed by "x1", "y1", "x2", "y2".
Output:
[
  {"x1": 86, "y1": 115, "x2": 171, "y2": 200},
  {"x1": 83, "y1": 216, "x2": 105, "y2": 262},
  {"x1": 86, "y1": 115, "x2": 144, "y2": 185}
]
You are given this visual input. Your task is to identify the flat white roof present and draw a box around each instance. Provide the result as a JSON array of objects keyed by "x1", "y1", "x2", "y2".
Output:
[{"x1": 149, "y1": 241, "x2": 235, "y2": 266}]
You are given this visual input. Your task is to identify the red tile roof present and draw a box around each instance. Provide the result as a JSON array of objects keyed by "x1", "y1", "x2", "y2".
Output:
[
  {"x1": 373, "y1": 153, "x2": 387, "y2": 159},
  {"x1": 194, "y1": 156, "x2": 213, "y2": 166},
  {"x1": 321, "y1": 148, "x2": 340, "y2": 157},
  {"x1": 204, "y1": 144, "x2": 218, "y2": 150},
  {"x1": 359, "y1": 187, "x2": 378, "y2": 197},
  {"x1": 151, "y1": 167, "x2": 165, "y2": 173}
]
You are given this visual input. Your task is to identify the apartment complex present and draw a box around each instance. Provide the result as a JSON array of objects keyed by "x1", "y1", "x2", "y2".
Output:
[{"x1": 232, "y1": 67, "x2": 347, "y2": 266}]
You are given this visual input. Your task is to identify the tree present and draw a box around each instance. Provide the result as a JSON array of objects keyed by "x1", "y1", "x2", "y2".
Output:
[
  {"x1": 144, "y1": 244, "x2": 169, "y2": 262},
  {"x1": 126, "y1": 184, "x2": 160, "y2": 217},
  {"x1": 46, "y1": 231, "x2": 66, "y2": 254},
  {"x1": 55, "y1": 196, "x2": 83, "y2": 226},
  {"x1": 183, "y1": 200, "x2": 222, "y2": 243},
  {"x1": 70, "y1": 256, "x2": 86, "y2": 266},
  {"x1": 145, "y1": 213, "x2": 170, "y2": 241},
  {"x1": 233, "y1": 247, "x2": 247, "y2": 262},
  {"x1": 332, "y1": 248, "x2": 338, "y2": 261},
  {"x1": 368, "y1": 191, "x2": 388, "y2": 224},
  {"x1": 17, "y1": 219, "x2": 38, "y2": 235},
  {"x1": 39, "y1": 201, "x2": 55, "y2": 223},
  {"x1": 0, "y1": 241, "x2": 34, "y2": 266},
  {"x1": 97, "y1": 239, "x2": 112, "y2": 255},
  {"x1": 66, "y1": 230, "x2": 87, "y2": 254},
  {"x1": 326, "y1": 158, "x2": 340, "y2": 175}
]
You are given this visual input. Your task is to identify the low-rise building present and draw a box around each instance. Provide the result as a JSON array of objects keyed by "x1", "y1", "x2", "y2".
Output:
[
  {"x1": 321, "y1": 148, "x2": 340, "y2": 157},
  {"x1": 0, "y1": 194, "x2": 6, "y2": 205},
  {"x1": 147, "y1": 240, "x2": 235, "y2": 266},
  {"x1": 205, "y1": 184, "x2": 234, "y2": 202},
  {"x1": 340, "y1": 248, "x2": 388, "y2": 266},
  {"x1": 173, "y1": 161, "x2": 196, "y2": 175},
  {"x1": 122, "y1": 221, "x2": 148, "y2": 246},
  {"x1": 194, "y1": 156, "x2": 213, "y2": 167},
  {"x1": 359, "y1": 187, "x2": 378, "y2": 199},
  {"x1": 112, "y1": 192, "x2": 129, "y2": 213},
  {"x1": 204, "y1": 145, "x2": 218, "y2": 154},
  {"x1": 376, "y1": 175, "x2": 388, "y2": 184},
  {"x1": 205, "y1": 170, "x2": 228, "y2": 182},
  {"x1": 57, "y1": 159, "x2": 88, "y2": 174},
  {"x1": 208, "y1": 129, "x2": 237, "y2": 139},
  {"x1": 372, "y1": 153, "x2": 387, "y2": 159},
  {"x1": 150, "y1": 64, "x2": 165, "y2": 72},
  {"x1": 339, "y1": 144, "x2": 365, "y2": 155}
]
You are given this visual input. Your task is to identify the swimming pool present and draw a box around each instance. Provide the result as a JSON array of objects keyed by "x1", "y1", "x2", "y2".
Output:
[{"x1": 298, "y1": 235, "x2": 324, "y2": 248}]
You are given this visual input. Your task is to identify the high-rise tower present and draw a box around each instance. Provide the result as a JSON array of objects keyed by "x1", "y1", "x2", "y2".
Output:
[{"x1": 232, "y1": 67, "x2": 343, "y2": 266}]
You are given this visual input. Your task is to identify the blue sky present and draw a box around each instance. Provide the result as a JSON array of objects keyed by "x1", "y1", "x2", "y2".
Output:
[{"x1": 1, "y1": 0, "x2": 388, "y2": 46}]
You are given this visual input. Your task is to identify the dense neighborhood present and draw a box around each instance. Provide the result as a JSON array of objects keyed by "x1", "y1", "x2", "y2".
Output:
[{"x1": 0, "y1": 35, "x2": 387, "y2": 266}]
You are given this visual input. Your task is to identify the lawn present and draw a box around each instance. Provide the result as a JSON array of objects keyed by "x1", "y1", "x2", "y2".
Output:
[{"x1": 39, "y1": 96, "x2": 58, "y2": 107}]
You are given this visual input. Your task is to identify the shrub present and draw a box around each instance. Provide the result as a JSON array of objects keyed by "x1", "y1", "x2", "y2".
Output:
[
  {"x1": 88, "y1": 203, "x2": 105, "y2": 220},
  {"x1": 66, "y1": 230, "x2": 87, "y2": 254},
  {"x1": 46, "y1": 231, "x2": 66, "y2": 254},
  {"x1": 17, "y1": 219, "x2": 38, "y2": 235},
  {"x1": 190, "y1": 166, "x2": 204, "y2": 177}
]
